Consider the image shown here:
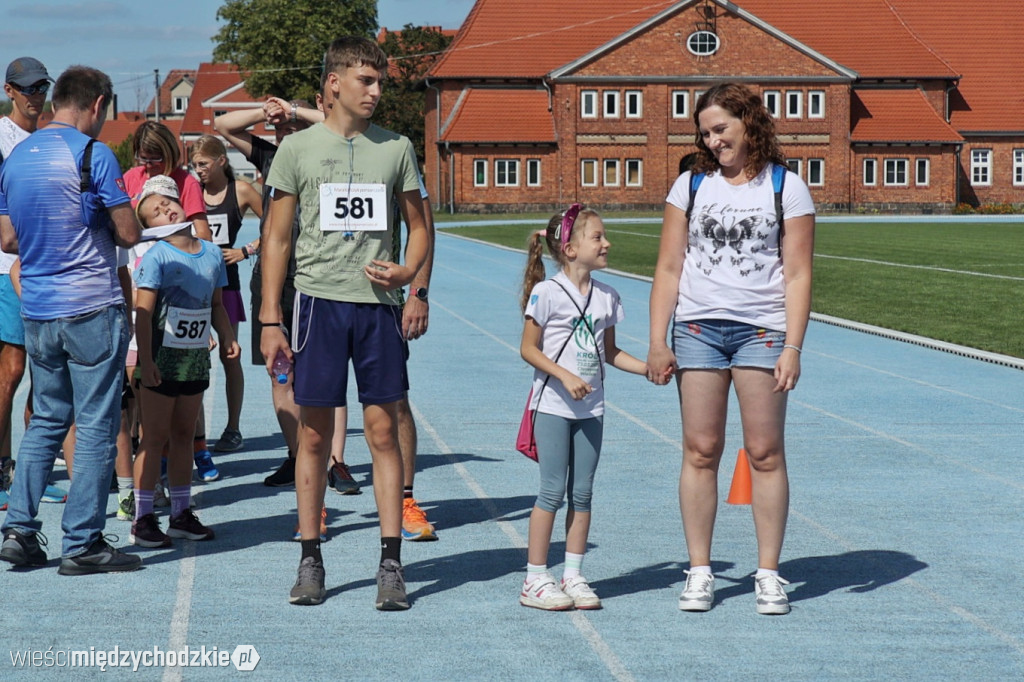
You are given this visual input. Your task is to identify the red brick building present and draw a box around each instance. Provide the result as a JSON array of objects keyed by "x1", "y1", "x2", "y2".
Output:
[{"x1": 425, "y1": 0, "x2": 1023, "y2": 213}]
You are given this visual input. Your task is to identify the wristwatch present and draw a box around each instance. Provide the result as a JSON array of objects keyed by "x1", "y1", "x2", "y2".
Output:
[{"x1": 411, "y1": 286, "x2": 428, "y2": 302}]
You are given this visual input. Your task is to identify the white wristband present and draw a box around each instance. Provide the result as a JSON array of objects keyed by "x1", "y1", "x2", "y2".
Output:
[{"x1": 783, "y1": 344, "x2": 802, "y2": 354}]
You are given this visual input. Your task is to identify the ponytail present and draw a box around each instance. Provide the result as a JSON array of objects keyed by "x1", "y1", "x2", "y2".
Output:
[{"x1": 520, "y1": 231, "x2": 548, "y2": 312}]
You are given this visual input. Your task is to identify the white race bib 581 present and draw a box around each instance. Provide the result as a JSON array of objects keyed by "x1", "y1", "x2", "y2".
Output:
[{"x1": 319, "y1": 182, "x2": 387, "y2": 232}]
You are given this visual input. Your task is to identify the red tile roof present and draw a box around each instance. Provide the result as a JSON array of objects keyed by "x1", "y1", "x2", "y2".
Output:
[
  {"x1": 431, "y1": 0, "x2": 678, "y2": 79},
  {"x1": 850, "y1": 89, "x2": 963, "y2": 143},
  {"x1": 181, "y1": 63, "x2": 263, "y2": 136},
  {"x1": 432, "y1": 0, "x2": 1021, "y2": 132},
  {"x1": 440, "y1": 89, "x2": 555, "y2": 143},
  {"x1": 96, "y1": 111, "x2": 146, "y2": 147}
]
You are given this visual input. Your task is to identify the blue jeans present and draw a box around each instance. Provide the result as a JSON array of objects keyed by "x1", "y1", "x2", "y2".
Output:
[{"x1": 2, "y1": 305, "x2": 128, "y2": 557}]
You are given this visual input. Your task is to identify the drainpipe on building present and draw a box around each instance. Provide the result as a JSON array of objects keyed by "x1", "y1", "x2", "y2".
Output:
[
  {"x1": 954, "y1": 144, "x2": 962, "y2": 208},
  {"x1": 446, "y1": 141, "x2": 454, "y2": 214},
  {"x1": 425, "y1": 77, "x2": 442, "y2": 211}
]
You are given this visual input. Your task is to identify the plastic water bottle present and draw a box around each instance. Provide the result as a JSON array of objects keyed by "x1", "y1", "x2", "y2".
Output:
[{"x1": 272, "y1": 350, "x2": 292, "y2": 385}]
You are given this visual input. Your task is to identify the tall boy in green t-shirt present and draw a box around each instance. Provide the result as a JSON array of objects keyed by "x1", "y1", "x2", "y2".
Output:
[{"x1": 260, "y1": 35, "x2": 428, "y2": 609}]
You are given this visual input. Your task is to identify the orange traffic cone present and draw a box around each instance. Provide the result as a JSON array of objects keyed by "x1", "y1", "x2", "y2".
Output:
[{"x1": 726, "y1": 448, "x2": 752, "y2": 505}]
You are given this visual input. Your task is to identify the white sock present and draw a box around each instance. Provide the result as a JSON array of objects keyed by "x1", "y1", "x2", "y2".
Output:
[
  {"x1": 689, "y1": 565, "x2": 712, "y2": 575},
  {"x1": 525, "y1": 563, "x2": 547, "y2": 584},
  {"x1": 755, "y1": 568, "x2": 779, "y2": 578},
  {"x1": 563, "y1": 552, "x2": 584, "y2": 581}
]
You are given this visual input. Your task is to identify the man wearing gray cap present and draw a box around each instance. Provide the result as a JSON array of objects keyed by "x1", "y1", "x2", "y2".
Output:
[
  {"x1": 0, "y1": 65, "x2": 142, "y2": 575},
  {"x1": 0, "y1": 57, "x2": 54, "y2": 512}
]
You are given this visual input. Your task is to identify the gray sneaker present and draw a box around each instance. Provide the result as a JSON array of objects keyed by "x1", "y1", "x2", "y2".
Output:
[
  {"x1": 678, "y1": 570, "x2": 715, "y2": 611},
  {"x1": 754, "y1": 574, "x2": 791, "y2": 615},
  {"x1": 58, "y1": 537, "x2": 142, "y2": 575},
  {"x1": 289, "y1": 556, "x2": 326, "y2": 606},
  {"x1": 375, "y1": 559, "x2": 410, "y2": 611},
  {"x1": 0, "y1": 528, "x2": 48, "y2": 567}
]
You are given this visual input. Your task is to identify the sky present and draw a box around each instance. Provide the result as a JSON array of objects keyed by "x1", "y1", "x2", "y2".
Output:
[{"x1": 0, "y1": 0, "x2": 476, "y2": 112}]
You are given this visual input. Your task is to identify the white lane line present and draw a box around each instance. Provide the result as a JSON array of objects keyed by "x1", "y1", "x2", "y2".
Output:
[
  {"x1": 792, "y1": 510, "x2": 1024, "y2": 657},
  {"x1": 791, "y1": 398, "x2": 1024, "y2": 492},
  {"x1": 162, "y1": 372, "x2": 216, "y2": 681},
  {"x1": 410, "y1": 400, "x2": 637, "y2": 682},
  {"x1": 815, "y1": 254, "x2": 1024, "y2": 281}
]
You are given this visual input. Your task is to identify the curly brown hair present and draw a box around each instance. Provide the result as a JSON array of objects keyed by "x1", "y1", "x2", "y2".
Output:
[{"x1": 691, "y1": 82, "x2": 786, "y2": 178}]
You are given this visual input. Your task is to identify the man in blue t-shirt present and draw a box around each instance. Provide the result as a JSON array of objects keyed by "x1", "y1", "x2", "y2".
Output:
[{"x1": 0, "y1": 66, "x2": 143, "y2": 575}]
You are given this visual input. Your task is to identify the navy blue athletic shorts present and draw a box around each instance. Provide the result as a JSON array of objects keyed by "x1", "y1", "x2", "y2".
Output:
[{"x1": 291, "y1": 293, "x2": 408, "y2": 407}]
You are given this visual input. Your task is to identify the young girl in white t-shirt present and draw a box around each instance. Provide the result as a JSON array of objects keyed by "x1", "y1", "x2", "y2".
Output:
[{"x1": 518, "y1": 204, "x2": 646, "y2": 611}]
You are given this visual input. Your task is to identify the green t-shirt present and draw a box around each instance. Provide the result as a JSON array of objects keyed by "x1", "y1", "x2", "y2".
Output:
[{"x1": 265, "y1": 122, "x2": 421, "y2": 304}]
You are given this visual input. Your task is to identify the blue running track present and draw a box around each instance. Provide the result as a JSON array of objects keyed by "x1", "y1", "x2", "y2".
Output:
[{"x1": 2, "y1": 219, "x2": 1022, "y2": 680}]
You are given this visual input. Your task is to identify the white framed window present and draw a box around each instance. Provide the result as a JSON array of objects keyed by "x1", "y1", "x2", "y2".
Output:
[
  {"x1": 786, "y1": 158, "x2": 802, "y2": 177},
  {"x1": 1013, "y1": 149, "x2": 1024, "y2": 186},
  {"x1": 971, "y1": 149, "x2": 992, "y2": 185},
  {"x1": 603, "y1": 90, "x2": 620, "y2": 118},
  {"x1": 581, "y1": 90, "x2": 597, "y2": 119},
  {"x1": 863, "y1": 158, "x2": 877, "y2": 186},
  {"x1": 671, "y1": 90, "x2": 689, "y2": 119},
  {"x1": 764, "y1": 91, "x2": 781, "y2": 118},
  {"x1": 625, "y1": 159, "x2": 643, "y2": 187},
  {"x1": 786, "y1": 91, "x2": 802, "y2": 118},
  {"x1": 527, "y1": 159, "x2": 541, "y2": 187},
  {"x1": 915, "y1": 158, "x2": 930, "y2": 186},
  {"x1": 884, "y1": 158, "x2": 909, "y2": 186},
  {"x1": 473, "y1": 159, "x2": 487, "y2": 187},
  {"x1": 807, "y1": 158, "x2": 824, "y2": 187},
  {"x1": 173, "y1": 96, "x2": 189, "y2": 113},
  {"x1": 625, "y1": 90, "x2": 643, "y2": 118},
  {"x1": 808, "y1": 90, "x2": 825, "y2": 119},
  {"x1": 603, "y1": 159, "x2": 620, "y2": 186},
  {"x1": 581, "y1": 159, "x2": 598, "y2": 187},
  {"x1": 494, "y1": 159, "x2": 519, "y2": 187},
  {"x1": 686, "y1": 30, "x2": 720, "y2": 56}
]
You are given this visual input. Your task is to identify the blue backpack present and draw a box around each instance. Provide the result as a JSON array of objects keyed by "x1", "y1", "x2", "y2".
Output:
[{"x1": 687, "y1": 162, "x2": 788, "y2": 233}]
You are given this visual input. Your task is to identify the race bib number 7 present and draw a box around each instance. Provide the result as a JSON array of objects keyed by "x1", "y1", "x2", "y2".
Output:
[
  {"x1": 163, "y1": 306, "x2": 212, "y2": 350},
  {"x1": 319, "y1": 183, "x2": 387, "y2": 232}
]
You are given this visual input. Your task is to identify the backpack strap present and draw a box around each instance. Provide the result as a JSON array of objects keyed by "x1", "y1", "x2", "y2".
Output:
[
  {"x1": 79, "y1": 138, "x2": 96, "y2": 193},
  {"x1": 771, "y1": 162, "x2": 787, "y2": 248},
  {"x1": 685, "y1": 171, "x2": 706, "y2": 223}
]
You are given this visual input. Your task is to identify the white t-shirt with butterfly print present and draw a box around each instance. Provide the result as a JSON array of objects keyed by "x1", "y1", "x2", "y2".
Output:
[
  {"x1": 524, "y1": 270, "x2": 625, "y2": 420},
  {"x1": 666, "y1": 164, "x2": 815, "y2": 332}
]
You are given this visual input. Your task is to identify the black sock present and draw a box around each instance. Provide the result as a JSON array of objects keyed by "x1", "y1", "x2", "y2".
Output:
[
  {"x1": 380, "y1": 536, "x2": 401, "y2": 565},
  {"x1": 301, "y1": 539, "x2": 322, "y2": 563},
  {"x1": 403, "y1": 486, "x2": 413, "y2": 500}
]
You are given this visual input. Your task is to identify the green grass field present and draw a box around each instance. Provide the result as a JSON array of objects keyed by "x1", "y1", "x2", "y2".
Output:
[{"x1": 439, "y1": 219, "x2": 1024, "y2": 358}]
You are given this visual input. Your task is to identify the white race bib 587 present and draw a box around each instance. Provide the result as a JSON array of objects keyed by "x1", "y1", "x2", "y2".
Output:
[{"x1": 163, "y1": 306, "x2": 212, "y2": 350}]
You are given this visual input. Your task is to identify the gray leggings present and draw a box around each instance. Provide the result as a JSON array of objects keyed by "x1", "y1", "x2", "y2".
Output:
[{"x1": 533, "y1": 412, "x2": 604, "y2": 513}]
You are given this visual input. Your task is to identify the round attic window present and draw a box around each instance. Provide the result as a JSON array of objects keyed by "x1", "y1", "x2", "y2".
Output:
[{"x1": 687, "y1": 30, "x2": 720, "y2": 56}]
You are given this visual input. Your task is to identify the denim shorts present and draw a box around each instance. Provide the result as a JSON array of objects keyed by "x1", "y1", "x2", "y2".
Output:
[
  {"x1": 673, "y1": 319, "x2": 785, "y2": 370},
  {"x1": 0, "y1": 275, "x2": 25, "y2": 345}
]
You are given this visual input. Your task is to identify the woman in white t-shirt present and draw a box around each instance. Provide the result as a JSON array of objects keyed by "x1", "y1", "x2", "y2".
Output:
[
  {"x1": 647, "y1": 82, "x2": 816, "y2": 616},
  {"x1": 518, "y1": 205, "x2": 646, "y2": 611}
]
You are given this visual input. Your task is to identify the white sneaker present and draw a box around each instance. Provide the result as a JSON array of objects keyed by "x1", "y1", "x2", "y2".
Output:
[
  {"x1": 520, "y1": 573, "x2": 573, "y2": 611},
  {"x1": 678, "y1": 570, "x2": 715, "y2": 611},
  {"x1": 562, "y1": 575, "x2": 602, "y2": 610},
  {"x1": 754, "y1": 574, "x2": 791, "y2": 615}
]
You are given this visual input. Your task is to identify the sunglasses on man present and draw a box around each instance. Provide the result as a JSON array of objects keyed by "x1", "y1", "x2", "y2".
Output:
[{"x1": 9, "y1": 82, "x2": 49, "y2": 97}]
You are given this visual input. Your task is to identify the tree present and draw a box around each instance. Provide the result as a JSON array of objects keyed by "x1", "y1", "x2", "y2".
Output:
[
  {"x1": 212, "y1": 0, "x2": 377, "y2": 103},
  {"x1": 375, "y1": 25, "x2": 454, "y2": 162},
  {"x1": 110, "y1": 136, "x2": 135, "y2": 173}
]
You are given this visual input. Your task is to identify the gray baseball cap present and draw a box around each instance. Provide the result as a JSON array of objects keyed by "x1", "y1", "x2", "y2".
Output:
[{"x1": 6, "y1": 57, "x2": 53, "y2": 87}]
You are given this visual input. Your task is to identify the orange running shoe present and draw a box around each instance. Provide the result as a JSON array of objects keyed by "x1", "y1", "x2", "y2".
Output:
[
  {"x1": 293, "y1": 506, "x2": 328, "y2": 542},
  {"x1": 401, "y1": 497, "x2": 437, "y2": 541}
]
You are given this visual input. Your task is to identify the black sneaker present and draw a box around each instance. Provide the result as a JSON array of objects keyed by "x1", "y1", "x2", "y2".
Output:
[
  {"x1": 212, "y1": 428, "x2": 244, "y2": 453},
  {"x1": 167, "y1": 508, "x2": 215, "y2": 541},
  {"x1": 375, "y1": 559, "x2": 410, "y2": 611},
  {"x1": 264, "y1": 456, "x2": 296, "y2": 487},
  {"x1": 57, "y1": 536, "x2": 142, "y2": 575},
  {"x1": 130, "y1": 513, "x2": 172, "y2": 548},
  {"x1": 0, "y1": 528, "x2": 48, "y2": 567},
  {"x1": 289, "y1": 556, "x2": 326, "y2": 605}
]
